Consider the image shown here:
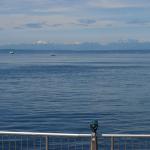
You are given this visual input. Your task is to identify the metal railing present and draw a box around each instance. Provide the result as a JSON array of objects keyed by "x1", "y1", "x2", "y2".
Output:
[
  {"x1": 99, "y1": 134, "x2": 150, "y2": 150},
  {"x1": 0, "y1": 131, "x2": 92, "y2": 150},
  {"x1": 2, "y1": 131, "x2": 150, "y2": 150},
  {"x1": 1, "y1": 121, "x2": 150, "y2": 150},
  {"x1": 0, "y1": 121, "x2": 99, "y2": 150}
]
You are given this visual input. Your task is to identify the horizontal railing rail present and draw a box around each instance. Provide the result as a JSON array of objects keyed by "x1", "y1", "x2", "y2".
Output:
[
  {"x1": 0, "y1": 131, "x2": 91, "y2": 137},
  {"x1": 102, "y1": 134, "x2": 150, "y2": 137}
]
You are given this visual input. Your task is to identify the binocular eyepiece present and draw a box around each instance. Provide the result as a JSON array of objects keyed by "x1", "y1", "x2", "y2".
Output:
[{"x1": 90, "y1": 120, "x2": 98, "y2": 133}]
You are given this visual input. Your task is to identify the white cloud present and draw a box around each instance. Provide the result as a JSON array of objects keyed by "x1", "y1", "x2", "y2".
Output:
[
  {"x1": 88, "y1": 0, "x2": 148, "y2": 8},
  {"x1": 0, "y1": 14, "x2": 145, "y2": 30},
  {"x1": 0, "y1": 15, "x2": 75, "y2": 29},
  {"x1": 0, "y1": 0, "x2": 150, "y2": 44},
  {"x1": 0, "y1": 0, "x2": 83, "y2": 15}
]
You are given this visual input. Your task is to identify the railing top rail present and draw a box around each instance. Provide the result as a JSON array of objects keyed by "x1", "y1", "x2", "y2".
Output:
[
  {"x1": 102, "y1": 134, "x2": 150, "y2": 137},
  {"x1": 0, "y1": 131, "x2": 91, "y2": 137}
]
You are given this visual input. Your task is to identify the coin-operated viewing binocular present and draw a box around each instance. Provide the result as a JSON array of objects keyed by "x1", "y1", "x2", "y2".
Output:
[{"x1": 90, "y1": 120, "x2": 98, "y2": 133}]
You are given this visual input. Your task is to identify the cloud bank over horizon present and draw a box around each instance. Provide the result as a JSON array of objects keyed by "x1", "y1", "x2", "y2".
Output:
[{"x1": 0, "y1": 0, "x2": 150, "y2": 45}]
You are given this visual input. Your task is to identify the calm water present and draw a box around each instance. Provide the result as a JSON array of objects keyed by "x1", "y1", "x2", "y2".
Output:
[{"x1": 0, "y1": 50, "x2": 150, "y2": 134}]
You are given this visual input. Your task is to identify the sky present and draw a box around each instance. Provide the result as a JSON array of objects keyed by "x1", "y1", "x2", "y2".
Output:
[{"x1": 0, "y1": 0, "x2": 150, "y2": 45}]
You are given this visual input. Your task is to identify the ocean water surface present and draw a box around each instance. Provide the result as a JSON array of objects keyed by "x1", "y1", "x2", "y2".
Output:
[{"x1": 0, "y1": 50, "x2": 150, "y2": 134}]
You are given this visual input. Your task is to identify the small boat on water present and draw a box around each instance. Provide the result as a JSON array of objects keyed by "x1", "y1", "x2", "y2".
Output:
[
  {"x1": 51, "y1": 54, "x2": 56, "y2": 56},
  {"x1": 9, "y1": 51, "x2": 15, "y2": 54}
]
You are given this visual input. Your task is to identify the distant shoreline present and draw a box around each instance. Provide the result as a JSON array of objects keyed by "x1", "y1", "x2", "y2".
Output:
[
  {"x1": 0, "y1": 41, "x2": 150, "y2": 51},
  {"x1": 1, "y1": 49, "x2": 150, "y2": 51}
]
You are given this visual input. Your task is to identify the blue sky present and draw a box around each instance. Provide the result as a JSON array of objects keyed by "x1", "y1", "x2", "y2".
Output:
[{"x1": 0, "y1": 0, "x2": 150, "y2": 45}]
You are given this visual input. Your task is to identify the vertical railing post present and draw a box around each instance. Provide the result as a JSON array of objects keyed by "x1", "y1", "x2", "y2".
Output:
[
  {"x1": 91, "y1": 132, "x2": 98, "y2": 150},
  {"x1": 111, "y1": 137, "x2": 114, "y2": 150},
  {"x1": 45, "y1": 136, "x2": 49, "y2": 150},
  {"x1": 90, "y1": 120, "x2": 98, "y2": 150}
]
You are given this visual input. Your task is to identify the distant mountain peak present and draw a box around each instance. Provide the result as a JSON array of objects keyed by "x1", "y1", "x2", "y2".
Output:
[{"x1": 33, "y1": 40, "x2": 48, "y2": 45}]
